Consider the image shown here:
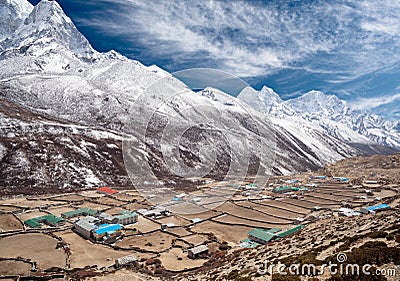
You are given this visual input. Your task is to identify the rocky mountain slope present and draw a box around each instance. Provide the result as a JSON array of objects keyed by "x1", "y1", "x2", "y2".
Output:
[
  {"x1": 238, "y1": 86, "x2": 400, "y2": 152},
  {"x1": 0, "y1": 0, "x2": 394, "y2": 194}
]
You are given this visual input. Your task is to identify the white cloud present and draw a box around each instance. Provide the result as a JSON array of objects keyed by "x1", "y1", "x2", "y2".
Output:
[
  {"x1": 350, "y1": 93, "x2": 400, "y2": 110},
  {"x1": 78, "y1": 0, "x2": 400, "y2": 79}
]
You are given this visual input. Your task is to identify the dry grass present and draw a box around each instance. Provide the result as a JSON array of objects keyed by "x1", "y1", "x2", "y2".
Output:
[
  {"x1": 93, "y1": 197, "x2": 125, "y2": 206},
  {"x1": 127, "y1": 215, "x2": 160, "y2": 233},
  {"x1": 262, "y1": 199, "x2": 310, "y2": 214},
  {"x1": 17, "y1": 210, "x2": 51, "y2": 222},
  {"x1": 0, "y1": 214, "x2": 23, "y2": 231},
  {"x1": 0, "y1": 233, "x2": 66, "y2": 270},
  {"x1": 0, "y1": 198, "x2": 62, "y2": 208},
  {"x1": 213, "y1": 214, "x2": 289, "y2": 229},
  {"x1": 180, "y1": 210, "x2": 222, "y2": 221},
  {"x1": 47, "y1": 206, "x2": 77, "y2": 217},
  {"x1": 0, "y1": 205, "x2": 22, "y2": 212},
  {"x1": 181, "y1": 234, "x2": 209, "y2": 246},
  {"x1": 56, "y1": 230, "x2": 142, "y2": 268},
  {"x1": 236, "y1": 201, "x2": 301, "y2": 220},
  {"x1": 124, "y1": 202, "x2": 151, "y2": 211},
  {"x1": 190, "y1": 220, "x2": 253, "y2": 244},
  {"x1": 166, "y1": 226, "x2": 192, "y2": 237},
  {"x1": 72, "y1": 201, "x2": 109, "y2": 211},
  {"x1": 159, "y1": 247, "x2": 205, "y2": 271},
  {"x1": 215, "y1": 201, "x2": 292, "y2": 224},
  {"x1": 116, "y1": 231, "x2": 175, "y2": 252},
  {"x1": 49, "y1": 194, "x2": 86, "y2": 202},
  {"x1": 0, "y1": 260, "x2": 32, "y2": 276},
  {"x1": 157, "y1": 215, "x2": 191, "y2": 227}
]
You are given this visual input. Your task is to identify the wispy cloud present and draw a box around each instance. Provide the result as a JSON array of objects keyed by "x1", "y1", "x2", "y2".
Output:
[
  {"x1": 74, "y1": 0, "x2": 399, "y2": 78},
  {"x1": 350, "y1": 93, "x2": 400, "y2": 110}
]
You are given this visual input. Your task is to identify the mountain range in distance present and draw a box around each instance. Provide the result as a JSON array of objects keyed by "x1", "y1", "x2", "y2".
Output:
[{"x1": 0, "y1": 0, "x2": 399, "y2": 195}]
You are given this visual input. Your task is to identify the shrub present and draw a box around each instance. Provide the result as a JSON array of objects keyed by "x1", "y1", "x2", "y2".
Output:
[
  {"x1": 368, "y1": 231, "x2": 388, "y2": 239},
  {"x1": 385, "y1": 233, "x2": 394, "y2": 240}
]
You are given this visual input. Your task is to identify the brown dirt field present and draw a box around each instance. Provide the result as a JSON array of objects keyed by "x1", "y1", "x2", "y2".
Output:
[
  {"x1": 298, "y1": 198, "x2": 341, "y2": 209},
  {"x1": 127, "y1": 215, "x2": 160, "y2": 233},
  {"x1": 180, "y1": 210, "x2": 222, "y2": 221},
  {"x1": 213, "y1": 214, "x2": 289, "y2": 229},
  {"x1": 157, "y1": 215, "x2": 190, "y2": 227},
  {"x1": 263, "y1": 199, "x2": 310, "y2": 214},
  {"x1": 124, "y1": 191, "x2": 142, "y2": 196},
  {"x1": 47, "y1": 206, "x2": 76, "y2": 217},
  {"x1": 374, "y1": 189, "x2": 397, "y2": 198},
  {"x1": 302, "y1": 196, "x2": 342, "y2": 205},
  {"x1": 325, "y1": 190, "x2": 365, "y2": 196},
  {"x1": 0, "y1": 260, "x2": 32, "y2": 276},
  {"x1": 181, "y1": 234, "x2": 209, "y2": 246},
  {"x1": 116, "y1": 231, "x2": 175, "y2": 252},
  {"x1": 124, "y1": 202, "x2": 151, "y2": 211},
  {"x1": 93, "y1": 197, "x2": 125, "y2": 206},
  {"x1": 167, "y1": 201, "x2": 210, "y2": 214},
  {"x1": 236, "y1": 201, "x2": 300, "y2": 220},
  {"x1": 0, "y1": 233, "x2": 66, "y2": 270},
  {"x1": 72, "y1": 201, "x2": 109, "y2": 211},
  {"x1": 215, "y1": 202, "x2": 292, "y2": 224},
  {"x1": 56, "y1": 230, "x2": 144, "y2": 268},
  {"x1": 305, "y1": 192, "x2": 350, "y2": 202},
  {"x1": 84, "y1": 268, "x2": 158, "y2": 281},
  {"x1": 80, "y1": 190, "x2": 104, "y2": 198},
  {"x1": 166, "y1": 226, "x2": 192, "y2": 237},
  {"x1": 0, "y1": 213, "x2": 23, "y2": 231},
  {"x1": 0, "y1": 198, "x2": 62, "y2": 208},
  {"x1": 17, "y1": 210, "x2": 51, "y2": 222},
  {"x1": 110, "y1": 192, "x2": 142, "y2": 201},
  {"x1": 278, "y1": 198, "x2": 316, "y2": 209},
  {"x1": 105, "y1": 207, "x2": 128, "y2": 215},
  {"x1": 174, "y1": 239, "x2": 192, "y2": 249},
  {"x1": 190, "y1": 220, "x2": 253, "y2": 244},
  {"x1": 49, "y1": 194, "x2": 85, "y2": 202},
  {"x1": 159, "y1": 247, "x2": 205, "y2": 271},
  {"x1": 0, "y1": 205, "x2": 22, "y2": 212}
]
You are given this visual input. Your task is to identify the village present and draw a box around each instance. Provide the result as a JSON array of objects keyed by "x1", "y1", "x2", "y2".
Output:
[{"x1": 0, "y1": 174, "x2": 398, "y2": 279}]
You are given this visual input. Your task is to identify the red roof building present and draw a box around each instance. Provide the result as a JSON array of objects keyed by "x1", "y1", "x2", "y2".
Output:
[{"x1": 97, "y1": 187, "x2": 118, "y2": 195}]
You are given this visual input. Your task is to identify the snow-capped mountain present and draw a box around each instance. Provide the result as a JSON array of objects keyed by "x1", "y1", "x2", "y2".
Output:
[
  {"x1": 0, "y1": 0, "x2": 32, "y2": 44},
  {"x1": 0, "y1": 0, "x2": 384, "y2": 193},
  {"x1": 238, "y1": 87, "x2": 400, "y2": 151}
]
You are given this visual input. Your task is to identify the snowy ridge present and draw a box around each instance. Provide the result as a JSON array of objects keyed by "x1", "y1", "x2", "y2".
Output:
[
  {"x1": 0, "y1": 0, "x2": 391, "y2": 191},
  {"x1": 238, "y1": 87, "x2": 400, "y2": 150},
  {"x1": 0, "y1": 0, "x2": 33, "y2": 44}
]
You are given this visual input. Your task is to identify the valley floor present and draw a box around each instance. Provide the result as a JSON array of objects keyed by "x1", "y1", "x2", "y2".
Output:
[{"x1": 0, "y1": 167, "x2": 399, "y2": 280}]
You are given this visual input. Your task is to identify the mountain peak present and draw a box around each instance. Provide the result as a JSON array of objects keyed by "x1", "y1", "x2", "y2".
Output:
[
  {"x1": 0, "y1": 0, "x2": 33, "y2": 45},
  {"x1": 286, "y1": 90, "x2": 348, "y2": 116},
  {"x1": 24, "y1": 0, "x2": 71, "y2": 26},
  {"x1": 3, "y1": 0, "x2": 95, "y2": 58},
  {"x1": 259, "y1": 85, "x2": 283, "y2": 104}
]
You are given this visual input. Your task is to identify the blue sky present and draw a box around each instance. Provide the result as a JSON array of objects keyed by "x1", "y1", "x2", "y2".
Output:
[{"x1": 28, "y1": 0, "x2": 400, "y2": 120}]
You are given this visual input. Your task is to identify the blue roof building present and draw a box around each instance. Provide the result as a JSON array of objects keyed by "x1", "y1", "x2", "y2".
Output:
[
  {"x1": 365, "y1": 204, "x2": 391, "y2": 212},
  {"x1": 93, "y1": 224, "x2": 123, "y2": 240}
]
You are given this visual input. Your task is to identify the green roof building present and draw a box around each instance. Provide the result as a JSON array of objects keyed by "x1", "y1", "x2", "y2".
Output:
[
  {"x1": 275, "y1": 225, "x2": 304, "y2": 238},
  {"x1": 24, "y1": 215, "x2": 65, "y2": 228},
  {"x1": 61, "y1": 208, "x2": 98, "y2": 219},
  {"x1": 24, "y1": 219, "x2": 41, "y2": 228},
  {"x1": 248, "y1": 228, "x2": 281, "y2": 244},
  {"x1": 273, "y1": 186, "x2": 293, "y2": 193},
  {"x1": 115, "y1": 211, "x2": 138, "y2": 225}
]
